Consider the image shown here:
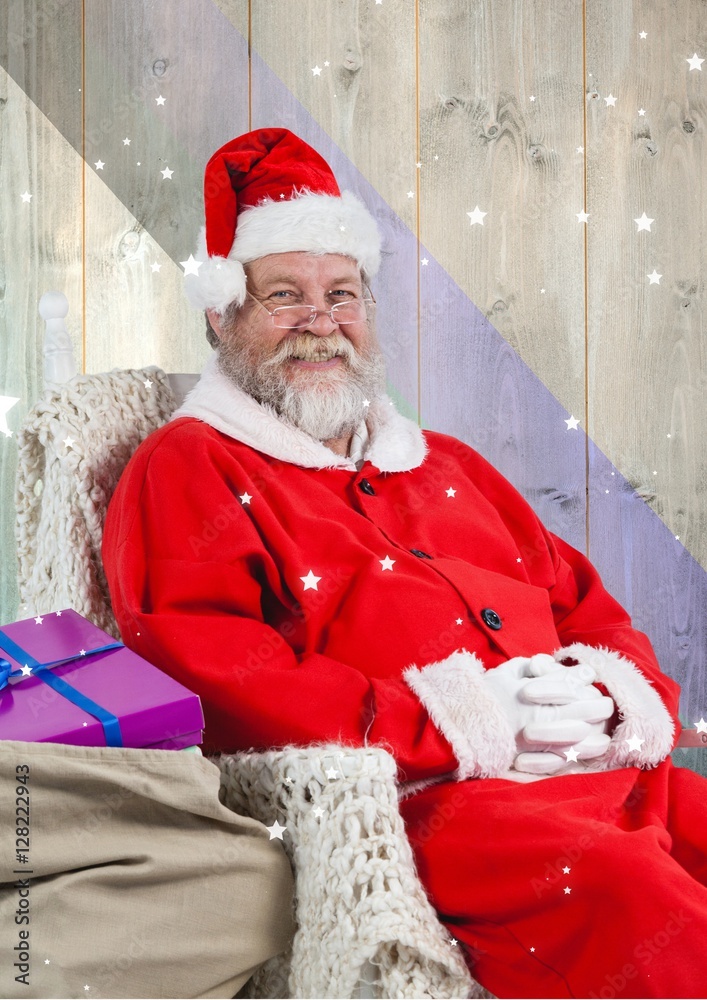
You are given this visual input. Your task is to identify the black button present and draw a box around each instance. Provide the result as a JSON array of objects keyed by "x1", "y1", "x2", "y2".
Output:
[
  {"x1": 410, "y1": 548, "x2": 433, "y2": 559},
  {"x1": 481, "y1": 608, "x2": 502, "y2": 630},
  {"x1": 358, "y1": 478, "x2": 376, "y2": 496}
]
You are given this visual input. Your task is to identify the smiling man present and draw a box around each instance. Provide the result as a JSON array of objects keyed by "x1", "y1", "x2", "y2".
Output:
[{"x1": 103, "y1": 129, "x2": 707, "y2": 999}]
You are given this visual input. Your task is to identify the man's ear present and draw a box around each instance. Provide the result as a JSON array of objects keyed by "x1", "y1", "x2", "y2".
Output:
[{"x1": 206, "y1": 308, "x2": 225, "y2": 340}]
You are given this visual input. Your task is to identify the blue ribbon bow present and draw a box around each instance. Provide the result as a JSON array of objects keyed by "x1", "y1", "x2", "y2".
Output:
[{"x1": 0, "y1": 628, "x2": 126, "y2": 747}]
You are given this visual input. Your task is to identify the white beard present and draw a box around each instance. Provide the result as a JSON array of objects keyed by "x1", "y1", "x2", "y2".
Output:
[{"x1": 216, "y1": 328, "x2": 387, "y2": 442}]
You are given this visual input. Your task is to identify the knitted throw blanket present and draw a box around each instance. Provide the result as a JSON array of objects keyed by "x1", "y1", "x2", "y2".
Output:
[
  {"x1": 219, "y1": 746, "x2": 485, "y2": 1000},
  {"x1": 14, "y1": 367, "x2": 176, "y2": 637}
]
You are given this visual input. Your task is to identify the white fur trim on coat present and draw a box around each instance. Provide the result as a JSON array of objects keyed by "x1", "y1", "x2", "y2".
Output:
[
  {"x1": 184, "y1": 191, "x2": 382, "y2": 313},
  {"x1": 403, "y1": 650, "x2": 517, "y2": 779},
  {"x1": 555, "y1": 643, "x2": 676, "y2": 769},
  {"x1": 170, "y1": 352, "x2": 428, "y2": 473}
]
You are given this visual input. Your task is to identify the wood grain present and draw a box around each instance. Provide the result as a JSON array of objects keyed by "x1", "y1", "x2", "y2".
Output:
[
  {"x1": 0, "y1": 0, "x2": 83, "y2": 626},
  {"x1": 585, "y1": 0, "x2": 707, "y2": 714},
  {"x1": 83, "y1": 0, "x2": 250, "y2": 375},
  {"x1": 417, "y1": 0, "x2": 587, "y2": 549}
]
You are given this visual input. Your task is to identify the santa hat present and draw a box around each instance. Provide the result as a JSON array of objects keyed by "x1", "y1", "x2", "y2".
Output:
[{"x1": 184, "y1": 128, "x2": 382, "y2": 314}]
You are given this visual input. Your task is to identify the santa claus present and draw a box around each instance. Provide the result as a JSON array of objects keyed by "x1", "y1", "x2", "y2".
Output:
[{"x1": 102, "y1": 128, "x2": 707, "y2": 999}]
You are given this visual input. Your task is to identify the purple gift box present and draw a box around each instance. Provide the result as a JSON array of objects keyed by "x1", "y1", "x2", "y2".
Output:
[{"x1": 0, "y1": 609, "x2": 204, "y2": 750}]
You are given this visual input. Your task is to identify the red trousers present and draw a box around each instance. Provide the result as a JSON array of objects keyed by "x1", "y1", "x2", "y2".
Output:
[{"x1": 400, "y1": 759, "x2": 707, "y2": 999}]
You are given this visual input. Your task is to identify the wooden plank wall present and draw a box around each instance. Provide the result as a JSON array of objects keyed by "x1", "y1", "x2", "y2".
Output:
[{"x1": 1, "y1": 1, "x2": 706, "y2": 741}]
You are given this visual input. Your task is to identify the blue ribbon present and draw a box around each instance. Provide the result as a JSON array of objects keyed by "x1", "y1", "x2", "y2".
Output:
[{"x1": 0, "y1": 628, "x2": 126, "y2": 747}]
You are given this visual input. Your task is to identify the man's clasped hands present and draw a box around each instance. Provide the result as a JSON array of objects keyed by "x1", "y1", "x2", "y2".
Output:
[{"x1": 484, "y1": 654, "x2": 615, "y2": 775}]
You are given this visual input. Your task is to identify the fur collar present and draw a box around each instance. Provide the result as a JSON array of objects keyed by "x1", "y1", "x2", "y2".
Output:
[{"x1": 169, "y1": 352, "x2": 427, "y2": 473}]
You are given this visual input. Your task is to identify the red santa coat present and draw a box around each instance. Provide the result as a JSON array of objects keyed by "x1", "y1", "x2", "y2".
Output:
[{"x1": 103, "y1": 355, "x2": 707, "y2": 998}]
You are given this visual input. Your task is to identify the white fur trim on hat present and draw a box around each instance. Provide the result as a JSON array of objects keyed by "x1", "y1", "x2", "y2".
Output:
[
  {"x1": 403, "y1": 649, "x2": 517, "y2": 779},
  {"x1": 554, "y1": 643, "x2": 676, "y2": 769},
  {"x1": 184, "y1": 190, "x2": 381, "y2": 313}
]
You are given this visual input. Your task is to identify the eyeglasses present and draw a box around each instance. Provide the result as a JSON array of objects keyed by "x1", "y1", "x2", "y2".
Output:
[{"x1": 246, "y1": 291, "x2": 376, "y2": 329}]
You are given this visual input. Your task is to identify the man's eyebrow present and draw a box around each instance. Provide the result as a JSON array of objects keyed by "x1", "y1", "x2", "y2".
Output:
[{"x1": 258, "y1": 273, "x2": 361, "y2": 288}]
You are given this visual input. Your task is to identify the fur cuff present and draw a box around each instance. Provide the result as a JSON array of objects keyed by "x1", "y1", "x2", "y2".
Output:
[
  {"x1": 403, "y1": 650, "x2": 516, "y2": 779},
  {"x1": 555, "y1": 643, "x2": 675, "y2": 769}
]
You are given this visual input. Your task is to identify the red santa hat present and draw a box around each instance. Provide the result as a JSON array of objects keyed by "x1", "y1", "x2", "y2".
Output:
[{"x1": 184, "y1": 128, "x2": 382, "y2": 313}]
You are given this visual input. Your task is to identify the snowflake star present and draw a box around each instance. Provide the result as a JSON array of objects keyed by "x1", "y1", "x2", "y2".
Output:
[
  {"x1": 21, "y1": 191, "x2": 32, "y2": 203},
  {"x1": 687, "y1": 53, "x2": 704, "y2": 71},
  {"x1": 647, "y1": 270, "x2": 662, "y2": 284},
  {"x1": 155, "y1": 95, "x2": 166, "y2": 105},
  {"x1": 300, "y1": 570, "x2": 321, "y2": 591},
  {"x1": 94, "y1": 160, "x2": 105, "y2": 170},
  {"x1": 604, "y1": 94, "x2": 617, "y2": 107},
  {"x1": 638, "y1": 108, "x2": 647, "y2": 116},
  {"x1": 266, "y1": 820, "x2": 286, "y2": 840},
  {"x1": 446, "y1": 487, "x2": 457, "y2": 497},
  {"x1": 180, "y1": 255, "x2": 202, "y2": 276},
  {"x1": 564, "y1": 886, "x2": 572, "y2": 895},
  {"x1": 634, "y1": 212, "x2": 654, "y2": 232},
  {"x1": 161, "y1": 166, "x2": 174, "y2": 179},
  {"x1": 576, "y1": 210, "x2": 589, "y2": 224},
  {"x1": 467, "y1": 206, "x2": 487, "y2": 226},
  {"x1": 562, "y1": 866, "x2": 571, "y2": 874},
  {"x1": 694, "y1": 718, "x2": 707, "y2": 734},
  {"x1": 312, "y1": 65, "x2": 322, "y2": 76},
  {"x1": 380, "y1": 555, "x2": 396, "y2": 571},
  {"x1": 626, "y1": 735, "x2": 645, "y2": 752},
  {"x1": 639, "y1": 31, "x2": 647, "y2": 39},
  {"x1": 564, "y1": 747, "x2": 580, "y2": 763},
  {"x1": 143, "y1": 378, "x2": 153, "y2": 390},
  {"x1": 239, "y1": 492, "x2": 252, "y2": 505},
  {"x1": 565, "y1": 415, "x2": 580, "y2": 430},
  {"x1": 122, "y1": 137, "x2": 131, "y2": 145},
  {"x1": 150, "y1": 261, "x2": 161, "y2": 273}
]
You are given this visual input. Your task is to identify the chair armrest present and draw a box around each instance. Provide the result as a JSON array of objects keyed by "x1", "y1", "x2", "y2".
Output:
[{"x1": 217, "y1": 745, "x2": 483, "y2": 999}]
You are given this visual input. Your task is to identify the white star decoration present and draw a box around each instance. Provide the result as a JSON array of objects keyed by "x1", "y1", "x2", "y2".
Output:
[
  {"x1": 63, "y1": 435, "x2": 75, "y2": 449},
  {"x1": 647, "y1": 270, "x2": 662, "y2": 284},
  {"x1": 325, "y1": 767, "x2": 338, "y2": 779},
  {"x1": 20, "y1": 665, "x2": 33, "y2": 676},
  {"x1": 0, "y1": 396, "x2": 20, "y2": 437},
  {"x1": 143, "y1": 378, "x2": 153, "y2": 390},
  {"x1": 576, "y1": 210, "x2": 589, "y2": 224},
  {"x1": 639, "y1": 31, "x2": 647, "y2": 39},
  {"x1": 122, "y1": 137, "x2": 131, "y2": 145},
  {"x1": 21, "y1": 191, "x2": 32, "y2": 203},
  {"x1": 564, "y1": 887, "x2": 572, "y2": 895},
  {"x1": 634, "y1": 213, "x2": 654, "y2": 232},
  {"x1": 35, "y1": 613, "x2": 44, "y2": 625},
  {"x1": 161, "y1": 166, "x2": 174, "y2": 180},
  {"x1": 94, "y1": 160, "x2": 105, "y2": 170},
  {"x1": 455, "y1": 618, "x2": 463, "y2": 625},
  {"x1": 564, "y1": 747, "x2": 580, "y2": 763},
  {"x1": 562, "y1": 866, "x2": 571, "y2": 874},
  {"x1": 407, "y1": 191, "x2": 414, "y2": 198},
  {"x1": 180, "y1": 255, "x2": 202, "y2": 276},
  {"x1": 695, "y1": 718, "x2": 707, "y2": 734},
  {"x1": 312, "y1": 65, "x2": 322, "y2": 76},
  {"x1": 380, "y1": 555, "x2": 396, "y2": 571},
  {"x1": 267, "y1": 820, "x2": 286, "y2": 840},
  {"x1": 240, "y1": 492, "x2": 252, "y2": 505},
  {"x1": 638, "y1": 108, "x2": 647, "y2": 116},
  {"x1": 150, "y1": 262, "x2": 161, "y2": 273},
  {"x1": 687, "y1": 53, "x2": 704, "y2": 71},
  {"x1": 300, "y1": 570, "x2": 321, "y2": 590},
  {"x1": 313, "y1": 806, "x2": 325, "y2": 818},
  {"x1": 155, "y1": 95, "x2": 166, "y2": 105},
  {"x1": 446, "y1": 487, "x2": 456, "y2": 497},
  {"x1": 626, "y1": 735, "x2": 645, "y2": 752},
  {"x1": 421, "y1": 257, "x2": 429, "y2": 266},
  {"x1": 604, "y1": 94, "x2": 617, "y2": 107},
  {"x1": 565, "y1": 415, "x2": 580, "y2": 430},
  {"x1": 467, "y1": 206, "x2": 487, "y2": 226}
]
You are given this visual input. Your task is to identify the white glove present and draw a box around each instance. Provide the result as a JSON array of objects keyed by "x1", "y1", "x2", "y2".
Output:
[{"x1": 483, "y1": 654, "x2": 615, "y2": 776}]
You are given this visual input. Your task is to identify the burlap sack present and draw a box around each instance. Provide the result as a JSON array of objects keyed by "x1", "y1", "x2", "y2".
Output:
[{"x1": 0, "y1": 740, "x2": 295, "y2": 999}]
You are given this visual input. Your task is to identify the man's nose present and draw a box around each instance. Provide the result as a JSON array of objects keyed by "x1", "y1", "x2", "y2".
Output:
[{"x1": 303, "y1": 306, "x2": 339, "y2": 337}]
